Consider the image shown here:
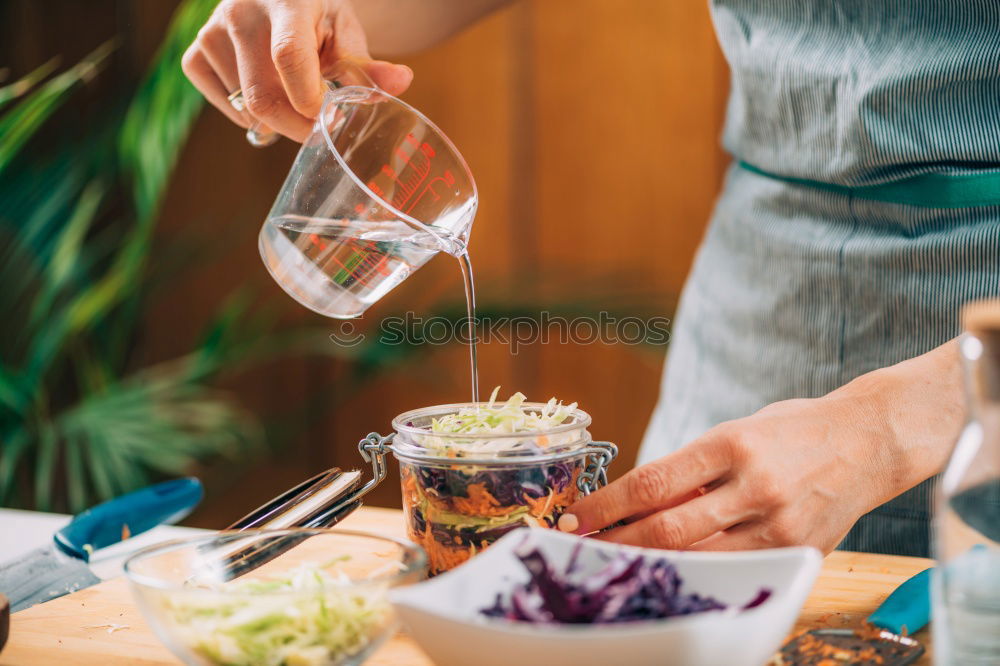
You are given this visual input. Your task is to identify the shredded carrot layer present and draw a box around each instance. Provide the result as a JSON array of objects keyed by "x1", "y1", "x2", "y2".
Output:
[
  {"x1": 399, "y1": 464, "x2": 585, "y2": 574},
  {"x1": 400, "y1": 467, "x2": 423, "y2": 518},
  {"x1": 524, "y1": 490, "x2": 555, "y2": 519},
  {"x1": 410, "y1": 521, "x2": 476, "y2": 575},
  {"x1": 525, "y1": 468, "x2": 581, "y2": 518},
  {"x1": 451, "y1": 483, "x2": 520, "y2": 517}
]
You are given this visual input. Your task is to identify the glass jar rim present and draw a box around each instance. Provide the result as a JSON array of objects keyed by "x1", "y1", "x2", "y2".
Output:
[{"x1": 389, "y1": 401, "x2": 593, "y2": 463}]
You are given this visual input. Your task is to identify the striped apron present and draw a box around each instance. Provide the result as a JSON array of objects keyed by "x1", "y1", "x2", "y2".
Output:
[{"x1": 638, "y1": 0, "x2": 1000, "y2": 557}]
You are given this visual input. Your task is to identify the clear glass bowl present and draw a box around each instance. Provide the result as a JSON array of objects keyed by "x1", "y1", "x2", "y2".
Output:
[
  {"x1": 124, "y1": 528, "x2": 426, "y2": 666},
  {"x1": 389, "y1": 403, "x2": 598, "y2": 576}
]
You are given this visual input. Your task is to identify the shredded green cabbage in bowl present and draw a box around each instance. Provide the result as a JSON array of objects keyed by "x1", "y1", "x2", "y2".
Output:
[
  {"x1": 159, "y1": 561, "x2": 391, "y2": 666},
  {"x1": 429, "y1": 387, "x2": 578, "y2": 435}
]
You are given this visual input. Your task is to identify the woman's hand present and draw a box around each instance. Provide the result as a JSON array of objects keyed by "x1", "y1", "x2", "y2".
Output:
[
  {"x1": 561, "y1": 342, "x2": 964, "y2": 553},
  {"x1": 182, "y1": 0, "x2": 413, "y2": 142}
]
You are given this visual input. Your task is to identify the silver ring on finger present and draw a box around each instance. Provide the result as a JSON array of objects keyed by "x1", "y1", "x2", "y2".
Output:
[{"x1": 226, "y1": 88, "x2": 279, "y2": 147}]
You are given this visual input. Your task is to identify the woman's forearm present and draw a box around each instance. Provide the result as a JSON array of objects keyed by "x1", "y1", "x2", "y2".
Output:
[
  {"x1": 562, "y1": 336, "x2": 967, "y2": 553},
  {"x1": 836, "y1": 337, "x2": 965, "y2": 504},
  {"x1": 355, "y1": 0, "x2": 514, "y2": 57}
]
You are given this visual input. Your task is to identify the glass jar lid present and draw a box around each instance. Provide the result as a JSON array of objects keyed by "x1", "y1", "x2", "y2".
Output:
[{"x1": 389, "y1": 402, "x2": 593, "y2": 464}]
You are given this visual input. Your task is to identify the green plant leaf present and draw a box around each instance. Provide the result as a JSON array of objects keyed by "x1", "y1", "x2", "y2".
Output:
[
  {"x1": 29, "y1": 178, "x2": 107, "y2": 329},
  {"x1": 0, "y1": 430, "x2": 30, "y2": 505},
  {"x1": 82, "y1": 430, "x2": 136, "y2": 498},
  {"x1": 56, "y1": 360, "x2": 259, "y2": 500},
  {"x1": 82, "y1": 432, "x2": 115, "y2": 502},
  {"x1": 0, "y1": 157, "x2": 85, "y2": 251},
  {"x1": 33, "y1": 425, "x2": 58, "y2": 511},
  {"x1": 0, "y1": 41, "x2": 114, "y2": 177},
  {"x1": 0, "y1": 368, "x2": 29, "y2": 416},
  {"x1": 0, "y1": 229, "x2": 39, "y2": 370},
  {"x1": 22, "y1": 220, "x2": 146, "y2": 385},
  {"x1": 0, "y1": 57, "x2": 60, "y2": 112},
  {"x1": 118, "y1": 0, "x2": 217, "y2": 224},
  {"x1": 43, "y1": 0, "x2": 223, "y2": 378},
  {"x1": 64, "y1": 431, "x2": 88, "y2": 513}
]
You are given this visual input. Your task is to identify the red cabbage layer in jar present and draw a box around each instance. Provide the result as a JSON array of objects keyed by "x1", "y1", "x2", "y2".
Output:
[{"x1": 389, "y1": 391, "x2": 613, "y2": 575}]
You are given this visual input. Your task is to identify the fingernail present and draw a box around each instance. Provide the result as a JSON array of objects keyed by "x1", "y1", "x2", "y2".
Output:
[{"x1": 557, "y1": 513, "x2": 579, "y2": 532}]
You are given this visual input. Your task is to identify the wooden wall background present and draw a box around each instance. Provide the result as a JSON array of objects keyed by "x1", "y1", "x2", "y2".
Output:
[{"x1": 1, "y1": 0, "x2": 729, "y2": 525}]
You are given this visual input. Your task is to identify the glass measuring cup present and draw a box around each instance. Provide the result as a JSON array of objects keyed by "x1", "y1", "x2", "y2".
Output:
[{"x1": 258, "y1": 63, "x2": 477, "y2": 319}]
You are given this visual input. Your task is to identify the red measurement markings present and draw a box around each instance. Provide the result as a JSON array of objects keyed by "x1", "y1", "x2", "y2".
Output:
[
  {"x1": 365, "y1": 133, "x2": 435, "y2": 214},
  {"x1": 407, "y1": 169, "x2": 456, "y2": 213},
  {"x1": 328, "y1": 238, "x2": 392, "y2": 287},
  {"x1": 367, "y1": 179, "x2": 386, "y2": 200},
  {"x1": 397, "y1": 142, "x2": 435, "y2": 214},
  {"x1": 386, "y1": 144, "x2": 431, "y2": 212},
  {"x1": 364, "y1": 133, "x2": 460, "y2": 223}
]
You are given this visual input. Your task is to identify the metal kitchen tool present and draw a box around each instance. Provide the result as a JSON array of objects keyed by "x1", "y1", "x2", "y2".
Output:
[
  {"x1": 204, "y1": 457, "x2": 389, "y2": 582},
  {"x1": 227, "y1": 466, "x2": 374, "y2": 531},
  {"x1": 779, "y1": 567, "x2": 931, "y2": 665},
  {"x1": 0, "y1": 478, "x2": 203, "y2": 612}
]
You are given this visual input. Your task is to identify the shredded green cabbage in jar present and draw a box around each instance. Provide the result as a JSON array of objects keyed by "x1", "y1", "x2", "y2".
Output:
[
  {"x1": 430, "y1": 387, "x2": 577, "y2": 435},
  {"x1": 160, "y1": 561, "x2": 390, "y2": 666}
]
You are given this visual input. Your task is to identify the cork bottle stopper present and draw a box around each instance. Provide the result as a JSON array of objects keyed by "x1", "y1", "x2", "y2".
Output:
[
  {"x1": 963, "y1": 299, "x2": 1000, "y2": 402},
  {"x1": 962, "y1": 299, "x2": 1000, "y2": 334}
]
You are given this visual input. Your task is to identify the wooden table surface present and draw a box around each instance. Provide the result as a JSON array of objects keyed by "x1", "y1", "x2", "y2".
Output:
[{"x1": 0, "y1": 507, "x2": 934, "y2": 666}]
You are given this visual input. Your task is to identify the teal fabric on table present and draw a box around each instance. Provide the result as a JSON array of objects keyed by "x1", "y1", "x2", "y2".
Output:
[{"x1": 638, "y1": 1, "x2": 1000, "y2": 557}]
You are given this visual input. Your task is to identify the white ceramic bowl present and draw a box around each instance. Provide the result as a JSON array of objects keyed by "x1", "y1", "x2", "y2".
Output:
[{"x1": 390, "y1": 528, "x2": 821, "y2": 666}]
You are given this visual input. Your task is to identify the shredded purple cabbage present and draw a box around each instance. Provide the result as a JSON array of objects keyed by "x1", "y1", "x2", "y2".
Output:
[
  {"x1": 416, "y1": 462, "x2": 576, "y2": 506},
  {"x1": 481, "y1": 544, "x2": 772, "y2": 624}
]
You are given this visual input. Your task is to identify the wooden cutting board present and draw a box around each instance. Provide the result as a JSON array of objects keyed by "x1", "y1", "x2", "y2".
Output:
[{"x1": 0, "y1": 507, "x2": 934, "y2": 665}]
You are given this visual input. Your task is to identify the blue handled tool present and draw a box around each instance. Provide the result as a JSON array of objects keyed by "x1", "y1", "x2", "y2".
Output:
[
  {"x1": 868, "y1": 567, "x2": 932, "y2": 636},
  {"x1": 53, "y1": 477, "x2": 203, "y2": 558},
  {"x1": 0, "y1": 478, "x2": 203, "y2": 613},
  {"x1": 780, "y1": 567, "x2": 931, "y2": 665}
]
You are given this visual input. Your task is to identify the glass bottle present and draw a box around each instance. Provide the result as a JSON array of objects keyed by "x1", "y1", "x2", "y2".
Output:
[{"x1": 932, "y1": 299, "x2": 1000, "y2": 664}]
